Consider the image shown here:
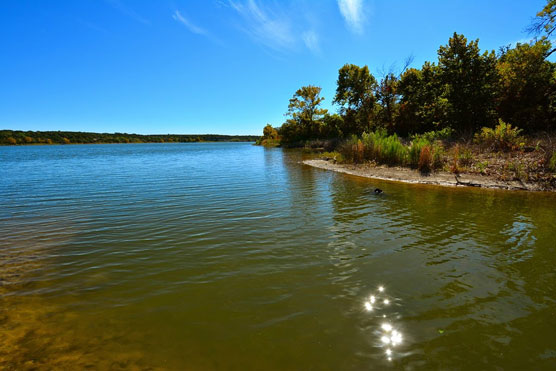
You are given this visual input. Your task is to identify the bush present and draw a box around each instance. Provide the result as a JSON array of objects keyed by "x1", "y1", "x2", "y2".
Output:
[
  {"x1": 432, "y1": 143, "x2": 445, "y2": 170},
  {"x1": 474, "y1": 119, "x2": 523, "y2": 152},
  {"x1": 409, "y1": 138, "x2": 430, "y2": 168},
  {"x1": 450, "y1": 145, "x2": 461, "y2": 174},
  {"x1": 338, "y1": 136, "x2": 364, "y2": 163},
  {"x1": 412, "y1": 127, "x2": 454, "y2": 143},
  {"x1": 263, "y1": 124, "x2": 279, "y2": 140},
  {"x1": 418, "y1": 145, "x2": 433, "y2": 172},
  {"x1": 458, "y1": 147, "x2": 474, "y2": 167}
]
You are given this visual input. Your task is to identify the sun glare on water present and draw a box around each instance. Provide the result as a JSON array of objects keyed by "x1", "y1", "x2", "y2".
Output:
[{"x1": 362, "y1": 285, "x2": 404, "y2": 362}]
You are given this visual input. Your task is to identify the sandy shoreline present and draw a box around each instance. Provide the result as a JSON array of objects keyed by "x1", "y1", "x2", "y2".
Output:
[{"x1": 303, "y1": 159, "x2": 547, "y2": 192}]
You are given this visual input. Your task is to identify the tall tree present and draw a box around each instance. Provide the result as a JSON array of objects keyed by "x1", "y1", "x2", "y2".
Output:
[
  {"x1": 333, "y1": 64, "x2": 378, "y2": 135},
  {"x1": 375, "y1": 73, "x2": 400, "y2": 131},
  {"x1": 282, "y1": 85, "x2": 328, "y2": 143},
  {"x1": 396, "y1": 63, "x2": 448, "y2": 135},
  {"x1": 497, "y1": 39, "x2": 556, "y2": 132},
  {"x1": 437, "y1": 33, "x2": 498, "y2": 134}
]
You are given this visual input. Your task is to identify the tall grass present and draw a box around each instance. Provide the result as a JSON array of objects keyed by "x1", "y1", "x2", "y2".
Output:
[
  {"x1": 361, "y1": 130, "x2": 407, "y2": 165},
  {"x1": 338, "y1": 129, "x2": 446, "y2": 171},
  {"x1": 408, "y1": 138, "x2": 430, "y2": 168}
]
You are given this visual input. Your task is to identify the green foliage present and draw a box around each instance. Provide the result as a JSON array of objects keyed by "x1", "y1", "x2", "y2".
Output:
[
  {"x1": 411, "y1": 127, "x2": 454, "y2": 143},
  {"x1": 397, "y1": 63, "x2": 447, "y2": 135},
  {"x1": 476, "y1": 161, "x2": 489, "y2": 174},
  {"x1": 408, "y1": 138, "x2": 430, "y2": 168},
  {"x1": 361, "y1": 129, "x2": 407, "y2": 165},
  {"x1": 256, "y1": 124, "x2": 280, "y2": 146},
  {"x1": 268, "y1": 0, "x2": 556, "y2": 156},
  {"x1": 375, "y1": 73, "x2": 400, "y2": 130},
  {"x1": 338, "y1": 136, "x2": 365, "y2": 163},
  {"x1": 432, "y1": 142, "x2": 445, "y2": 170},
  {"x1": 337, "y1": 130, "x2": 447, "y2": 170},
  {"x1": 262, "y1": 124, "x2": 279, "y2": 140},
  {"x1": 437, "y1": 33, "x2": 499, "y2": 134},
  {"x1": 321, "y1": 113, "x2": 344, "y2": 139},
  {"x1": 497, "y1": 39, "x2": 556, "y2": 132},
  {"x1": 458, "y1": 147, "x2": 474, "y2": 167},
  {"x1": 281, "y1": 85, "x2": 328, "y2": 145},
  {"x1": 333, "y1": 64, "x2": 378, "y2": 135},
  {"x1": 474, "y1": 119, "x2": 524, "y2": 151}
]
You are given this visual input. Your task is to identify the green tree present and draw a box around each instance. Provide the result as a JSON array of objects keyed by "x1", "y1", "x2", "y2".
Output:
[
  {"x1": 497, "y1": 39, "x2": 556, "y2": 132},
  {"x1": 283, "y1": 85, "x2": 328, "y2": 143},
  {"x1": 396, "y1": 63, "x2": 448, "y2": 135},
  {"x1": 262, "y1": 124, "x2": 279, "y2": 139},
  {"x1": 333, "y1": 64, "x2": 378, "y2": 135},
  {"x1": 437, "y1": 33, "x2": 499, "y2": 134},
  {"x1": 375, "y1": 73, "x2": 400, "y2": 131}
]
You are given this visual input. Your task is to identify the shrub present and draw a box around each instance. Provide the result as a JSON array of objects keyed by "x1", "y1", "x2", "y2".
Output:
[
  {"x1": 418, "y1": 145, "x2": 432, "y2": 172},
  {"x1": 458, "y1": 147, "x2": 474, "y2": 167},
  {"x1": 338, "y1": 136, "x2": 364, "y2": 163},
  {"x1": 450, "y1": 145, "x2": 461, "y2": 174},
  {"x1": 263, "y1": 124, "x2": 279, "y2": 140},
  {"x1": 432, "y1": 143, "x2": 445, "y2": 170},
  {"x1": 412, "y1": 127, "x2": 454, "y2": 143},
  {"x1": 319, "y1": 151, "x2": 344, "y2": 163},
  {"x1": 409, "y1": 138, "x2": 430, "y2": 168},
  {"x1": 474, "y1": 119, "x2": 523, "y2": 152}
]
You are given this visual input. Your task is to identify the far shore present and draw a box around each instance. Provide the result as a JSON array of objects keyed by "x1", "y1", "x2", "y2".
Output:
[{"x1": 304, "y1": 159, "x2": 553, "y2": 192}]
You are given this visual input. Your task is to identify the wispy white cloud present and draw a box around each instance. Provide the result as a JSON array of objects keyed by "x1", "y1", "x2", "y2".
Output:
[
  {"x1": 302, "y1": 30, "x2": 320, "y2": 53},
  {"x1": 338, "y1": 0, "x2": 365, "y2": 34},
  {"x1": 229, "y1": 0, "x2": 296, "y2": 51},
  {"x1": 105, "y1": 0, "x2": 150, "y2": 25},
  {"x1": 173, "y1": 10, "x2": 207, "y2": 36}
]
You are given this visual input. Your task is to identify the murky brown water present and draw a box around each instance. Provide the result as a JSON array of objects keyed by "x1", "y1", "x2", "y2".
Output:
[{"x1": 1, "y1": 143, "x2": 555, "y2": 369}]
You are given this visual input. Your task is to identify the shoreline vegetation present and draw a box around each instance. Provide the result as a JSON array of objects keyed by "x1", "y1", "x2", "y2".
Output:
[
  {"x1": 257, "y1": 1, "x2": 556, "y2": 192},
  {"x1": 0, "y1": 130, "x2": 259, "y2": 146}
]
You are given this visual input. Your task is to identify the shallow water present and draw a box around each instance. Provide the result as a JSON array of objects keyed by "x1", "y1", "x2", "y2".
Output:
[{"x1": 1, "y1": 143, "x2": 555, "y2": 369}]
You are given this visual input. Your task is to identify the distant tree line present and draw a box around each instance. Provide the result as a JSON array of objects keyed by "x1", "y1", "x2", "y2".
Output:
[
  {"x1": 0, "y1": 130, "x2": 259, "y2": 145},
  {"x1": 261, "y1": 1, "x2": 556, "y2": 146}
]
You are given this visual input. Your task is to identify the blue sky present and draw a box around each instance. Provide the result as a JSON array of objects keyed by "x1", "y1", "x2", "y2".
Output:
[{"x1": 0, "y1": 0, "x2": 549, "y2": 135}]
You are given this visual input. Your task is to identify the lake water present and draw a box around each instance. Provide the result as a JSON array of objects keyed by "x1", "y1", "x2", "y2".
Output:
[{"x1": 1, "y1": 142, "x2": 555, "y2": 369}]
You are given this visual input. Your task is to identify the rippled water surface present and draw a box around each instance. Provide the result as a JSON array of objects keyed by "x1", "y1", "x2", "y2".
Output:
[{"x1": 1, "y1": 143, "x2": 555, "y2": 369}]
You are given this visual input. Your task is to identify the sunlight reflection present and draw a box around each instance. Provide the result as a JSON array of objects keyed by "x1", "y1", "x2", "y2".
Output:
[
  {"x1": 381, "y1": 323, "x2": 393, "y2": 332},
  {"x1": 362, "y1": 285, "x2": 405, "y2": 362}
]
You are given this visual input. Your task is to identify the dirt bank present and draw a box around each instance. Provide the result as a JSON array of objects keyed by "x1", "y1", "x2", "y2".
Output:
[{"x1": 303, "y1": 159, "x2": 550, "y2": 192}]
